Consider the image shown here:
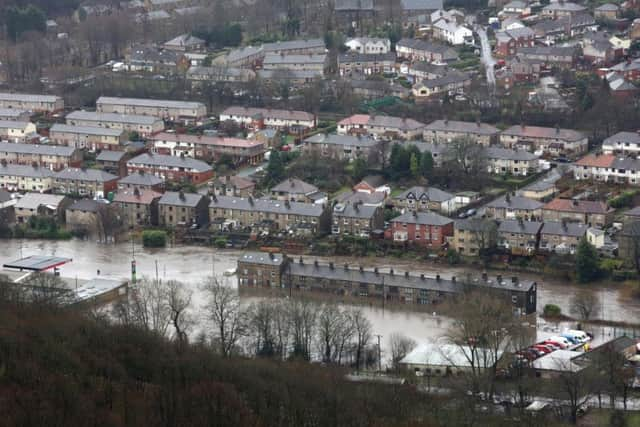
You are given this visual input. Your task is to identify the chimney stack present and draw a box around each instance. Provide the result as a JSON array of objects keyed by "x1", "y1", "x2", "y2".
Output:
[
  {"x1": 390, "y1": 268, "x2": 394, "y2": 275},
  {"x1": 512, "y1": 276, "x2": 518, "y2": 284},
  {"x1": 436, "y1": 274, "x2": 440, "y2": 281},
  {"x1": 359, "y1": 265, "x2": 364, "y2": 272},
  {"x1": 451, "y1": 276, "x2": 456, "y2": 282},
  {"x1": 404, "y1": 271, "x2": 409, "y2": 278},
  {"x1": 482, "y1": 272, "x2": 487, "y2": 281},
  {"x1": 299, "y1": 256, "x2": 303, "y2": 264},
  {"x1": 420, "y1": 274, "x2": 425, "y2": 280},
  {"x1": 374, "y1": 267, "x2": 379, "y2": 274},
  {"x1": 314, "y1": 260, "x2": 319, "y2": 267},
  {"x1": 329, "y1": 262, "x2": 334, "y2": 269},
  {"x1": 497, "y1": 274, "x2": 502, "y2": 283}
]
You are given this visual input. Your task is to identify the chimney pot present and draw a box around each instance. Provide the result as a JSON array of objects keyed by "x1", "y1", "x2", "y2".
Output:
[
  {"x1": 314, "y1": 260, "x2": 318, "y2": 267},
  {"x1": 497, "y1": 274, "x2": 502, "y2": 283},
  {"x1": 329, "y1": 262, "x2": 334, "y2": 269},
  {"x1": 374, "y1": 267, "x2": 379, "y2": 274},
  {"x1": 390, "y1": 268, "x2": 394, "y2": 275},
  {"x1": 359, "y1": 265, "x2": 364, "y2": 272},
  {"x1": 404, "y1": 271, "x2": 409, "y2": 277},
  {"x1": 344, "y1": 263, "x2": 348, "y2": 269},
  {"x1": 436, "y1": 274, "x2": 440, "y2": 281},
  {"x1": 452, "y1": 276, "x2": 456, "y2": 282},
  {"x1": 512, "y1": 276, "x2": 518, "y2": 284},
  {"x1": 299, "y1": 256, "x2": 303, "y2": 264},
  {"x1": 420, "y1": 274, "x2": 425, "y2": 280},
  {"x1": 482, "y1": 272, "x2": 488, "y2": 281}
]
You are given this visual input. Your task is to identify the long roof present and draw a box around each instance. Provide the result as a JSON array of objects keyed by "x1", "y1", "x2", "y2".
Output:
[
  {"x1": 238, "y1": 251, "x2": 286, "y2": 266},
  {"x1": 543, "y1": 198, "x2": 611, "y2": 214},
  {"x1": 113, "y1": 189, "x2": 162, "y2": 204},
  {"x1": 151, "y1": 132, "x2": 264, "y2": 149},
  {"x1": 262, "y1": 38, "x2": 325, "y2": 52},
  {"x1": 304, "y1": 133, "x2": 378, "y2": 147},
  {"x1": 0, "y1": 142, "x2": 76, "y2": 156},
  {"x1": 425, "y1": 119, "x2": 499, "y2": 135},
  {"x1": 221, "y1": 106, "x2": 315, "y2": 122},
  {"x1": 0, "y1": 108, "x2": 30, "y2": 118},
  {"x1": 401, "y1": 343, "x2": 501, "y2": 367},
  {"x1": 50, "y1": 123, "x2": 124, "y2": 137},
  {"x1": 54, "y1": 168, "x2": 119, "y2": 182},
  {"x1": 603, "y1": 131, "x2": 640, "y2": 146},
  {"x1": 66, "y1": 110, "x2": 162, "y2": 125},
  {"x1": 263, "y1": 54, "x2": 327, "y2": 65},
  {"x1": 0, "y1": 92, "x2": 61, "y2": 103},
  {"x1": 338, "y1": 114, "x2": 426, "y2": 131},
  {"x1": 96, "y1": 96, "x2": 205, "y2": 110},
  {"x1": 498, "y1": 219, "x2": 543, "y2": 234},
  {"x1": 338, "y1": 52, "x2": 396, "y2": 63},
  {"x1": 541, "y1": 221, "x2": 588, "y2": 237},
  {"x1": 485, "y1": 146, "x2": 539, "y2": 161},
  {"x1": 0, "y1": 120, "x2": 34, "y2": 130},
  {"x1": 401, "y1": 0, "x2": 443, "y2": 10},
  {"x1": 210, "y1": 195, "x2": 324, "y2": 217},
  {"x1": 159, "y1": 191, "x2": 206, "y2": 207},
  {"x1": 487, "y1": 195, "x2": 543, "y2": 210},
  {"x1": 14, "y1": 193, "x2": 66, "y2": 210},
  {"x1": 128, "y1": 153, "x2": 213, "y2": 173},
  {"x1": 394, "y1": 186, "x2": 454, "y2": 202},
  {"x1": 119, "y1": 173, "x2": 164, "y2": 186},
  {"x1": 271, "y1": 178, "x2": 318, "y2": 195},
  {"x1": 333, "y1": 203, "x2": 379, "y2": 219},
  {"x1": 0, "y1": 163, "x2": 54, "y2": 178},
  {"x1": 501, "y1": 125, "x2": 585, "y2": 142}
]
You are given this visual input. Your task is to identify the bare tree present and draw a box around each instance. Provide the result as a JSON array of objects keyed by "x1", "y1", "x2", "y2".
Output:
[
  {"x1": 553, "y1": 361, "x2": 598, "y2": 424},
  {"x1": 113, "y1": 277, "x2": 171, "y2": 336},
  {"x1": 165, "y1": 279, "x2": 193, "y2": 346},
  {"x1": 21, "y1": 272, "x2": 72, "y2": 306},
  {"x1": 317, "y1": 303, "x2": 344, "y2": 363},
  {"x1": 247, "y1": 299, "x2": 276, "y2": 357},
  {"x1": 96, "y1": 203, "x2": 124, "y2": 243},
  {"x1": 203, "y1": 277, "x2": 245, "y2": 357},
  {"x1": 288, "y1": 299, "x2": 318, "y2": 361},
  {"x1": 389, "y1": 333, "x2": 417, "y2": 371},
  {"x1": 570, "y1": 290, "x2": 599, "y2": 321},
  {"x1": 350, "y1": 308, "x2": 372, "y2": 372}
]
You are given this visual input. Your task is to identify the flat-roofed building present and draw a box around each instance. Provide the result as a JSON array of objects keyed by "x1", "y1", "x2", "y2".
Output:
[
  {"x1": 500, "y1": 125, "x2": 588, "y2": 157},
  {"x1": 0, "y1": 142, "x2": 82, "y2": 171},
  {"x1": 96, "y1": 96, "x2": 207, "y2": 122},
  {"x1": 49, "y1": 124, "x2": 126, "y2": 151},
  {"x1": 65, "y1": 111, "x2": 165, "y2": 136},
  {"x1": 220, "y1": 107, "x2": 316, "y2": 130},
  {"x1": 0, "y1": 120, "x2": 37, "y2": 142},
  {"x1": 127, "y1": 153, "x2": 214, "y2": 185},
  {"x1": 151, "y1": 132, "x2": 265, "y2": 166},
  {"x1": 0, "y1": 92, "x2": 63, "y2": 112},
  {"x1": 423, "y1": 120, "x2": 499, "y2": 146},
  {"x1": 0, "y1": 163, "x2": 54, "y2": 192},
  {"x1": 53, "y1": 168, "x2": 119, "y2": 197}
]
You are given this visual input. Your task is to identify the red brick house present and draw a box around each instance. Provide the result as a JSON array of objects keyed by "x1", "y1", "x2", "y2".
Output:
[
  {"x1": 386, "y1": 211, "x2": 454, "y2": 248},
  {"x1": 127, "y1": 153, "x2": 214, "y2": 185}
]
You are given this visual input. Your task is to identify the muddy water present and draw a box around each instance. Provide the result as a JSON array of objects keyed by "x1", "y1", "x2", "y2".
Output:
[{"x1": 1, "y1": 239, "x2": 638, "y2": 349}]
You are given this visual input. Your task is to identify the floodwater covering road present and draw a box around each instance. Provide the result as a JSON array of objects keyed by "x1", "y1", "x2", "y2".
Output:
[
  {"x1": 1, "y1": 239, "x2": 639, "y2": 353},
  {"x1": 476, "y1": 26, "x2": 496, "y2": 89}
]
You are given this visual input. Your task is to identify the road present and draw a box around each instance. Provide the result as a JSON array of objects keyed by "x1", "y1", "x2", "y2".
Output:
[{"x1": 476, "y1": 26, "x2": 496, "y2": 89}]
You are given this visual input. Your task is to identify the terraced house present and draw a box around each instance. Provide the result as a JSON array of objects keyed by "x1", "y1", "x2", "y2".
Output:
[
  {"x1": 0, "y1": 120, "x2": 37, "y2": 142},
  {"x1": 485, "y1": 195, "x2": 543, "y2": 220},
  {"x1": 499, "y1": 125, "x2": 588, "y2": 157},
  {"x1": 573, "y1": 153, "x2": 640, "y2": 185},
  {"x1": 114, "y1": 188, "x2": 162, "y2": 227},
  {"x1": 485, "y1": 147, "x2": 540, "y2": 176},
  {"x1": 127, "y1": 153, "x2": 214, "y2": 185},
  {"x1": 219, "y1": 107, "x2": 316, "y2": 130},
  {"x1": 0, "y1": 92, "x2": 63, "y2": 112},
  {"x1": 387, "y1": 211, "x2": 454, "y2": 248},
  {"x1": 0, "y1": 163, "x2": 54, "y2": 192},
  {"x1": 337, "y1": 114, "x2": 426, "y2": 140},
  {"x1": 395, "y1": 38, "x2": 458, "y2": 63},
  {"x1": 303, "y1": 133, "x2": 379, "y2": 161},
  {"x1": 498, "y1": 219, "x2": 543, "y2": 255},
  {"x1": 602, "y1": 131, "x2": 640, "y2": 155},
  {"x1": 0, "y1": 142, "x2": 82, "y2": 171},
  {"x1": 53, "y1": 168, "x2": 119, "y2": 197},
  {"x1": 150, "y1": 132, "x2": 265, "y2": 166},
  {"x1": 49, "y1": 124, "x2": 126, "y2": 151},
  {"x1": 96, "y1": 97, "x2": 207, "y2": 122},
  {"x1": 542, "y1": 198, "x2": 614, "y2": 227},
  {"x1": 65, "y1": 111, "x2": 165, "y2": 136},
  {"x1": 159, "y1": 191, "x2": 210, "y2": 227},
  {"x1": 208, "y1": 195, "x2": 329, "y2": 235},
  {"x1": 539, "y1": 221, "x2": 588, "y2": 254},
  {"x1": 331, "y1": 202, "x2": 384, "y2": 237},
  {"x1": 423, "y1": 120, "x2": 499, "y2": 146}
]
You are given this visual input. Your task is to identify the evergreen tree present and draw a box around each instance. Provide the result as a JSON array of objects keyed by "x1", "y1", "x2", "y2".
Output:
[
  {"x1": 419, "y1": 151, "x2": 434, "y2": 179},
  {"x1": 410, "y1": 153, "x2": 419, "y2": 179},
  {"x1": 576, "y1": 237, "x2": 600, "y2": 283},
  {"x1": 265, "y1": 150, "x2": 285, "y2": 186}
]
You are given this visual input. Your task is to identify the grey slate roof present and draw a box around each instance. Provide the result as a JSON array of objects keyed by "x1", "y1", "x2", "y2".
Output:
[
  {"x1": 604, "y1": 131, "x2": 640, "y2": 146},
  {"x1": 14, "y1": 193, "x2": 65, "y2": 210},
  {"x1": 97, "y1": 96, "x2": 205, "y2": 111},
  {"x1": 0, "y1": 92, "x2": 60, "y2": 103},
  {"x1": 238, "y1": 251, "x2": 285, "y2": 266},
  {"x1": 210, "y1": 195, "x2": 324, "y2": 217},
  {"x1": 159, "y1": 191, "x2": 206, "y2": 207},
  {"x1": 128, "y1": 153, "x2": 213, "y2": 173},
  {"x1": 541, "y1": 221, "x2": 588, "y2": 237},
  {"x1": 335, "y1": 0, "x2": 374, "y2": 10},
  {"x1": 54, "y1": 168, "x2": 119, "y2": 182},
  {"x1": 485, "y1": 147, "x2": 539, "y2": 161},
  {"x1": 335, "y1": 190, "x2": 386, "y2": 205},
  {"x1": 0, "y1": 120, "x2": 34, "y2": 130},
  {"x1": 397, "y1": 38, "x2": 459, "y2": 60},
  {"x1": 271, "y1": 178, "x2": 319, "y2": 195},
  {"x1": 498, "y1": 219, "x2": 543, "y2": 235},
  {"x1": 0, "y1": 142, "x2": 76, "y2": 157},
  {"x1": 425, "y1": 120, "x2": 499, "y2": 136},
  {"x1": 67, "y1": 199, "x2": 101, "y2": 213},
  {"x1": 96, "y1": 150, "x2": 127, "y2": 162},
  {"x1": 66, "y1": 110, "x2": 161, "y2": 125},
  {"x1": 455, "y1": 218, "x2": 497, "y2": 232},
  {"x1": 0, "y1": 164, "x2": 54, "y2": 178},
  {"x1": 333, "y1": 203, "x2": 379, "y2": 219},
  {"x1": 390, "y1": 211, "x2": 452, "y2": 226},
  {"x1": 624, "y1": 206, "x2": 640, "y2": 218},
  {"x1": 119, "y1": 173, "x2": 164, "y2": 186},
  {"x1": 262, "y1": 38, "x2": 325, "y2": 52},
  {"x1": 50, "y1": 123, "x2": 124, "y2": 137},
  {"x1": 263, "y1": 54, "x2": 327, "y2": 65},
  {"x1": 338, "y1": 52, "x2": 397, "y2": 63},
  {"x1": 401, "y1": 0, "x2": 443, "y2": 10},
  {"x1": 0, "y1": 188, "x2": 11, "y2": 203},
  {"x1": 304, "y1": 133, "x2": 378, "y2": 148},
  {"x1": 487, "y1": 195, "x2": 543, "y2": 210},
  {"x1": 611, "y1": 156, "x2": 640, "y2": 170},
  {"x1": 394, "y1": 186, "x2": 454, "y2": 203}
]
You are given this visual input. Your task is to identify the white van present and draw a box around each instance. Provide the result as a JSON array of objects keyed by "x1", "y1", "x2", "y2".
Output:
[{"x1": 549, "y1": 336, "x2": 572, "y2": 348}]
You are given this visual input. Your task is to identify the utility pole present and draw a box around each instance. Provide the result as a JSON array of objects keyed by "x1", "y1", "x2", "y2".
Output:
[{"x1": 375, "y1": 334, "x2": 382, "y2": 372}]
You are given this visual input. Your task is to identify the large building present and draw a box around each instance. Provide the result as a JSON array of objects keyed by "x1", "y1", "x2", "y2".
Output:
[
  {"x1": 0, "y1": 92, "x2": 63, "y2": 112},
  {"x1": 65, "y1": 111, "x2": 165, "y2": 136},
  {"x1": 127, "y1": 153, "x2": 214, "y2": 185},
  {"x1": 53, "y1": 168, "x2": 119, "y2": 197},
  {"x1": 337, "y1": 114, "x2": 426, "y2": 140},
  {"x1": 151, "y1": 132, "x2": 265, "y2": 165},
  {"x1": 96, "y1": 97, "x2": 207, "y2": 122},
  {"x1": 387, "y1": 211, "x2": 454, "y2": 248},
  {"x1": 219, "y1": 107, "x2": 316, "y2": 130},
  {"x1": 573, "y1": 153, "x2": 640, "y2": 185},
  {"x1": 49, "y1": 124, "x2": 126, "y2": 151},
  {"x1": 236, "y1": 252, "x2": 537, "y2": 314},
  {"x1": 158, "y1": 191, "x2": 210, "y2": 227},
  {"x1": 0, "y1": 142, "x2": 82, "y2": 171},
  {"x1": 0, "y1": 164, "x2": 54, "y2": 192},
  {"x1": 209, "y1": 195, "x2": 329, "y2": 235},
  {"x1": 500, "y1": 125, "x2": 588, "y2": 157},
  {"x1": 423, "y1": 120, "x2": 499, "y2": 146},
  {"x1": 303, "y1": 133, "x2": 380, "y2": 161}
]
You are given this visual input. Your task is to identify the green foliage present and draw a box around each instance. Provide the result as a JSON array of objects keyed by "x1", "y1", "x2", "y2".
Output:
[
  {"x1": 608, "y1": 190, "x2": 637, "y2": 209},
  {"x1": 446, "y1": 248, "x2": 461, "y2": 265},
  {"x1": 384, "y1": 208, "x2": 400, "y2": 222},
  {"x1": 420, "y1": 151, "x2": 434, "y2": 177},
  {"x1": 193, "y1": 24, "x2": 242, "y2": 49},
  {"x1": 350, "y1": 158, "x2": 368, "y2": 182},
  {"x1": 409, "y1": 153, "x2": 420, "y2": 179},
  {"x1": 5, "y1": 5, "x2": 46, "y2": 41},
  {"x1": 13, "y1": 216, "x2": 71, "y2": 240},
  {"x1": 142, "y1": 230, "x2": 167, "y2": 247},
  {"x1": 214, "y1": 237, "x2": 228, "y2": 248},
  {"x1": 543, "y1": 304, "x2": 562, "y2": 317},
  {"x1": 389, "y1": 144, "x2": 431, "y2": 181},
  {"x1": 263, "y1": 150, "x2": 285, "y2": 187},
  {"x1": 576, "y1": 237, "x2": 600, "y2": 283}
]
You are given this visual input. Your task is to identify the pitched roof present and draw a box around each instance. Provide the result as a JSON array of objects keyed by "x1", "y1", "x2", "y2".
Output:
[
  {"x1": 501, "y1": 125, "x2": 585, "y2": 142},
  {"x1": 118, "y1": 172, "x2": 164, "y2": 186},
  {"x1": 304, "y1": 133, "x2": 378, "y2": 147},
  {"x1": 151, "y1": 132, "x2": 264, "y2": 149},
  {"x1": 66, "y1": 110, "x2": 161, "y2": 125},
  {"x1": 0, "y1": 188, "x2": 12, "y2": 203},
  {"x1": 0, "y1": 92, "x2": 61, "y2": 103},
  {"x1": 333, "y1": 202, "x2": 379, "y2": 219},
  {"x1": 338, "y1": 52, "x2": 397, "y2": 63},
  {"x1": 128, "y1": 153, "x2": 213, "y2": 173},
  {"x1": 485, "y1": 146, "x2": 539, "y2": 161},
  {"x1": 498, "y1": 219, "x2": 543, "y2": 234},
  {"x1": 595, "y1": 2, "x2": 619, "y2": 10},
  {"x1": 541, "y1": 221, "x2": 588, "y2": 237},
  {"x1": 624, "y1": 206, "x2": 640, "y2": 217},
  {"x1": 0, "y1": 164, "x2": 54, "y2": 178},
  {"x1": 0, "y1": 142, "x2": 76, "y2": 157},
  {"x1": 67, "y1": 199, "x2": 101, "y2": 212},
  {"x1": 14, "y1": 193, "x2": 65, "y2": 210},
  {"x1": 543, "y1": 198, "x2": 612, "y2": 214},
  {"x1": 574, "y1": 153, "x2": 615, "y2": 168},
  {"x1": 335, "y1": 0, "x2": 374, "y2": 10},
  {"x1": 455, "y1": 218, "x2": 497, "y2": 232},
  {"x1": 390, "y1": 211, "x2": 453, "y2": 226},
  {"x1": 487, "y1": 195, "x2": 543, "y2": 210},
  {"x1": 603, "y1": 132, "x2": 640, "y2": 147},
  {"x1": 394, "y1": 186, "x2": 454, "y2": 202},
  {"x1": 50, "y1": 123, "x2": 124, "y2": 137},
  {"x1": 54, "y1": 168, "x2": 119, "y2": 182},
  {"x1": 164, "y1": 34, "x2": 205, "y2": 48},
  {"x1": 159, "y1": 191, "x2": 206, "y2": 207},
  {"x1": 271, "y1": 178, "x2": 318, "y2": 195},
  {"x1": 543, "y1": 2, "x2": 586, "y2": 11},
  {"x1": 338, "y1": 114, "x2": 426, "y2": 131},
  {"x1": 401, "y1": 0, "x2": 443, "y2": 10},
  {"x1": 96, "y1": 96, "x2": 205, "y2": 111},
  {"x1": 221, "y1": 106, "x2": 314, "y2": 122},
  {"x1": 425, "y1": 119, "x2": 499, "y2": 135},
  {"x1": 96, "y1": 150, "x2": 127, "y2": 162},
  {"x1": 113, "y1": 189, "x2": 162, "y2": 204},
  {"x1": 359, "y1": 174, "x2": 386, "y2": 188},
  {"x1": 396, "y1": 38, "x2": 459, "y2": 60},
  {"x1": 262, "y1": 38, "x2": 325, "y2": 52},
  {"x1": 263, "y1": 54, "x2": 326, "y2": 65},
  {"x1": 210, "y1": 195, "x2": 324, "y2": 217},
  {"x1": 335, "y1": 190, "x2": 386, "y2": 205},
  {"x1": 238, "y1": 251, "x2": 285, "y2": 266},
  {"x1": 0, "y1": 120, "x2": 34, "y2": 130}
]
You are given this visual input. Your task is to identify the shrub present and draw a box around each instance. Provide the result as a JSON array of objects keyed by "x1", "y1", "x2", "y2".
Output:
[
  {"x1": 446, "y1": 248, "x2": 461, "y2": 265},
  {"x1": 543, "y1": 304, "x2": 562, "y2": 317},
  {"x1": 142, "y1": 230, "x2": 167, "y2": 247},
  {"x1": 214, "y1": 237, "x2": 227, "y2": 249}
]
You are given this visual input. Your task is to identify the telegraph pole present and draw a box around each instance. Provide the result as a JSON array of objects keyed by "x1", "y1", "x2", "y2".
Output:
[{"x1": 375, "y1": 334, "x2": 382, "y2": 372}]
